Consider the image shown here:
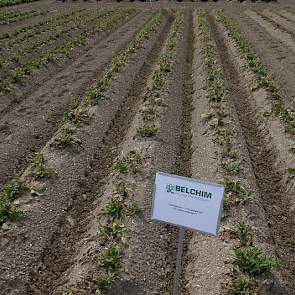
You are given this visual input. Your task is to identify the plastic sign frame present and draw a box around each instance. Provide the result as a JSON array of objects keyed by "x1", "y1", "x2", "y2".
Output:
[{"x1": 152, "y1": 172, "x2": 225, "y2": 236}]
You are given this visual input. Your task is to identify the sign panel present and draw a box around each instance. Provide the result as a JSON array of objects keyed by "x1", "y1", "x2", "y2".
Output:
[{"x1": 152, "y1": 172, "x2": 224, "y2": 236}]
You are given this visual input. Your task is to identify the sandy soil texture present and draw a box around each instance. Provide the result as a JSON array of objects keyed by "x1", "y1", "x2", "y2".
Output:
[{"x1": 1, "y1": 1, "x2": 295, "y2": 294}]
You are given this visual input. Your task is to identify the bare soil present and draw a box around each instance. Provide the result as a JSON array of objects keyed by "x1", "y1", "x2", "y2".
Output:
[{"x1": 1, "y1": 1, "x2": 295, "y2": 295}]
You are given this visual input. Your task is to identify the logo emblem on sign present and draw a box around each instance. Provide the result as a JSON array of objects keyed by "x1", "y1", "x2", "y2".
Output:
[{"x1": 166, "y1": 184, "x2": 175, "y2": 193}]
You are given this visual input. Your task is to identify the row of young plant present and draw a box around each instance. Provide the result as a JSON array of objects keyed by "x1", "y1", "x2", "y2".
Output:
[
  {"x1": 92, "y1": 151, "x2": 144, "y2": 295},
  {"x1": 51, "y1": 10, "x2": 165, "y2": 150},
  {"x1": 0, "y1": 10, "x2": 165, "y2": 230},
  {"x1": 0, "y1": 9, "x2": 92, "y2": 52},
  {"x1": 0, "y1": 154, "x2": 52, "y2": 227},
  {"x1": 58, "y1": 11, "x2": 183, "y2": 294},
  {"x1": 137, "y1": 13, "x2": 183, "y2": 138},
  {"x1": 0, "y1": 8, "x2": 85, "y2": 42},
  {"x1": 0, "y1": 0, "x2": 39, "y2": 7},
  {"x1": 85, "y1": 9, "x2": 164, "y2": 103},
  {"x1": 217, "y1": 9, "x2": 295, "y2": 175},
  {"x1": 0, "y1": 9, "x2": 114, "y2": 68},
  {"x1": 0, "y1": 8, "x2": 135, "y2": 95},
  {"x1": 93, "y1": 13, "x2": 184, "y2": 295},
  {"x1": 197, "y1": 9, "x2": 281, "y2": 295},
  {"x1": 0, "y1": 9, "x2": 46, "y2": 25}
]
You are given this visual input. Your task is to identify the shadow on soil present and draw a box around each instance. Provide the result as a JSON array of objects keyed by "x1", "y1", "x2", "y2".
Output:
[{"x1": 107, "y1": 280, "x2": 146, "y2": 295}]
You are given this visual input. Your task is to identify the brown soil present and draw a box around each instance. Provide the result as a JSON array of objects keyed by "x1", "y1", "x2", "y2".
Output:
[
  {"x1": 229, "y1": 9, "x2": 295, "y2": 109},
  {"x1": 208, "y1": 12, "x2": 295, "y2": 294},
  {"x1": 1, "y1": 1, "x2": 295, "y2": 295},
  {"x1": 28, "y1": 11, "x2": 175, "y2": 294},
  {"x1": 0, "y1": 10, "x2": 146, "y2": 187}
]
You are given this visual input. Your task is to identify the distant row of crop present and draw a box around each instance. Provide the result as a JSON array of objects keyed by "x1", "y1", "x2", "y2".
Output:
[
  {"x1": 0, "y1": 0, "x2": 39, "y2": 8},
  {"x1": 0, "y1": 8, "x2": 135, "y2": 94},
  {"x1": 0, "y1": 9, "x2": 46, "y2": 24},
  {"x1": 0, "y1": 9, "x2": 112, "y2": 68}
]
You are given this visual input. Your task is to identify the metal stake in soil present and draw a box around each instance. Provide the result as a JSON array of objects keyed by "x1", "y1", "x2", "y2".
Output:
[{"x1": 173, "y1": 227, "x2": 185, "y2": 295}]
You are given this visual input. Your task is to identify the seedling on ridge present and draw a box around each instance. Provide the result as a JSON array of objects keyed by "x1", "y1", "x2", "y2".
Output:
[
  {"x1": 103, "y1": 198, "x2": 122, "y2": 220},
  {"x1": 232, "y1": 246, "x2": 281, "y2": 276},
  {"x1": 101, "y1": 243, "x2": 122, "y2": 271},
  {"x1": 228, "y1": 275, "x2": 258, "y2": 295},
  {"x1": 52, "y1": 128, "x2": 81, "y2": 148},
  {"x1": 234, "y1": 222, "x2": 251, "y2": 246},
  {"x1": 128, "y1": 200, "x2": 142, "y2": 216},
  {"x1": 112, "y1": 160, "x2": 128, "y2": 174},
  {"x1": 138, "y1": 125, "x2": 159, "y2": 137},
  {"x1": 32, "y1": 154, "x2": 56, "y2": 179}
]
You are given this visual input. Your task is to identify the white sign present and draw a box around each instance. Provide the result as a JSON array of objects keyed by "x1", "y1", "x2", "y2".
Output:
[{"x1": 152, "y1": 172, "x2": 224, "y2": 236}]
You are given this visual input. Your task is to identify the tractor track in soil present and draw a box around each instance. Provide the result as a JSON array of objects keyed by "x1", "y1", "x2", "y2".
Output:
[
  {"x1": 0, "y1": 10, "x2": 149, "y2": 188},
  {"x1": 257, "y1": 10, "x2": 295, "y2": 39},
  {"x1": 208, "y1": 13, "x2": 295, "y2": 294},
  {"x1": 26, "y1": 11, "x2": 175, "y2": 295},
  {"x1": 172, "y1": 9, "x2": 194, "y2": 294},
  {"x1": 274, "y1": 10, "x2": 295, "y2": 24}
]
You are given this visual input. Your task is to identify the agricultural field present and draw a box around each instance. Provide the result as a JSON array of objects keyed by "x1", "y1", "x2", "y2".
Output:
[{"x1": 1, "y1": 0, "x2": 295, "y2": 294}]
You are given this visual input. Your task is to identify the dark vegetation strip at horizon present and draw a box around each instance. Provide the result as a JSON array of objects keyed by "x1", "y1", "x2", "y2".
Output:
[
  {"x1": 0, "y1": 7, "x2": 135, "y2": 95},
  {"x1": 0, "y1": 9, "x2": 113, "y2": 68},
  {"x1": 197, "y1": 8, "x2": 281, "y2": 295}
]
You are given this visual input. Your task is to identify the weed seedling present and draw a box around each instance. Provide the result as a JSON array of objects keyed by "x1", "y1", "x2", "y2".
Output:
[
  {"x1": 138, "y1": 125, "x2": 159, "y2": 137},
  {"x1": 224, "y1": 161, "x2": 240, "y2": 174},
  {"x1": 96, "y1": 272, "x2": 117, "y2": 294},
  {"x1": 221, "y1": 177, "x2": 252, "y2": 205},
  {"x1": 1, "y1": 178, "x2": 25, "y2": 199},
  {"x1": 0, "y1": 179, "x2": 27, "y2": 225},
  {"x1": 101, "y1": 243, "x2": 122, "y2": 271},
  {"x1": 140, "y1": 106, "x2": 157, "y2": 122},
  {"x1": 112, "y1": 160, "x2": 128, "y2": 174},
  {"x1": 114, "y1": 181, "x2": 130, "y2": 200},
  {"x1": 128, "y1": 201, "x2": 142, "y2": 216},
  {"x1": 0, "y1": 198, "x2": 24, "y2": 225},
  {"x1": 288, "y1": 167, "x2": 295, "y2": 175},
  {"x1": 30, "y1": 185, "x2": 47, "y2": 196},
  {"x1": 126, "y1": 149, "x2": 143, "y2": 173},
  {"x1": 234, "y1": 222, "x2": 251, "y2": 246},
  {"x1": 32, "y1": 153, "x2": 56, "y2": 179}
]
